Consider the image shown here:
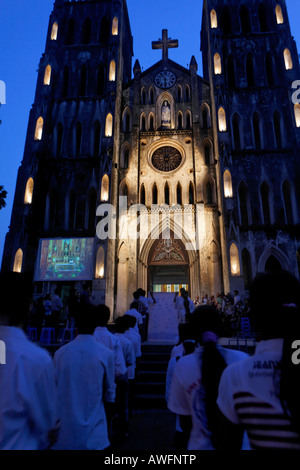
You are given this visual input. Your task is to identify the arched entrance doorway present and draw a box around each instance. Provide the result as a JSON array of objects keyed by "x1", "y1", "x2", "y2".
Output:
[
  {"x1": 146, "y1": 233, "x2": 190, "y2": 343},
  {"x1": 147, "y1": 234, "x2": 189, "y2": 293}
]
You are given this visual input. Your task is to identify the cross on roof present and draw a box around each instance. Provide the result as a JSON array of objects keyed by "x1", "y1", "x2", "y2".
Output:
[{"x1": 152, "y1": 29, "x2": 179, "y2": 63}]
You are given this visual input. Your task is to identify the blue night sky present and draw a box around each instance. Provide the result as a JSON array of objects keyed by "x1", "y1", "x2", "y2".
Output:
[{"x1": 0, "y1": 0, "x2": 299, "y2": 263}]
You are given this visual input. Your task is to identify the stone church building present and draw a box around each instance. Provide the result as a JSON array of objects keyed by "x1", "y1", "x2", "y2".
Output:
[{"x1": 2, "y1": 0, "x2": 300, "y2": 319}]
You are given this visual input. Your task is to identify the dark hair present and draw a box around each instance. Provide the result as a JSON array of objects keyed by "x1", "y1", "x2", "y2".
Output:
[
  {"x1": 0, "y1": 272, "x2": 32, "y2": 326},
  {"x1": 123, "y1": 314, "x2": 137, "y2": 328},
  {"x1": 250, "y1": 271, "x2": 300, "y2": 433},
  {"x1": 133, "y1": 291, "x2": 140, "y2": 300},
  {"x1": 76, "y1": 304, "x2": 97, "y2": 334},
  {"x1": 130, "y1": 301, "x2": 139, "y2": 311},
  {"x1": 115, "y1": 315, "x2": 127, "y2": 334},
  {"x1": 190, "y1": 306, "x2": 227, "y2": 438},
  {"x1": 94, "y1": 304, "x2": 110, "y2": 326}
]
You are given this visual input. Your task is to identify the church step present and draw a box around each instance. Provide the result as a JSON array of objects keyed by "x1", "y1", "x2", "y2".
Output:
[
  {"x1": 138, "y1": 360, "x2": 169, "y2": 372},
  {"x1": 137, "y1": 370, "x2": 167, "y2": 382},
  {"x1": 142, "y1": 344, "x2": 173, "y2": 354},
  {"x1": 134, "y1": 394, "x2": 167, "y2": 410},
  {"x1": 135, "y1": 381, "x2": 166, "y2": 396},
  {"x1": 140, "y1": 352, "x2": 171, "y2": 363}
]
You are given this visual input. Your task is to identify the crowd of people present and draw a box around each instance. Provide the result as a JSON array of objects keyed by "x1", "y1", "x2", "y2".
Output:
[{"x1": 1, "y1": 271, "x2": 300, "y2": 450}]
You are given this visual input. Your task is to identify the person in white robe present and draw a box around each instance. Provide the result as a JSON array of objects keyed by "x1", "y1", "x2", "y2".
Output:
[{"x1": 53, "y1": 304, "x2": 115, "y2": 450}]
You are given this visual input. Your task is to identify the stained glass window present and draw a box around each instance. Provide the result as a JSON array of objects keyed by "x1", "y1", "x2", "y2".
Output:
[{"x1": 151, "y1": 146, "x2": 182, "y2": 172}]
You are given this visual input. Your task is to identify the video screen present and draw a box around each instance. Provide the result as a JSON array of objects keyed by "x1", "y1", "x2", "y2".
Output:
[{"x1": 35, "y1": 238, "x2": 94, "y2": 281}]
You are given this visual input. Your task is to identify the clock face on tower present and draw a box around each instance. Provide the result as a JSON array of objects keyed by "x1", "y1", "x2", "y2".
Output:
[{"x1": 155, "y1": 71, "x2": 177, "y2": 89}]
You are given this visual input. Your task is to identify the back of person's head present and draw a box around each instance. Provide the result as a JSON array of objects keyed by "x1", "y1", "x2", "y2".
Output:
[
  {"x1": 94, "y1": 304, "x2": 110, "y2": 327},
  {"x1": 250, "y1": 271, "x2": 300, "y2": 434},
  {"x1": 123, "y1": 314, "x2": 136, "y2": 329},
  {"x1": 250, "y1": 271, "x2": 300, "y2": 339},
  {"x1": 137, "y1": 288, "x2": 145, "y2": 297},
  {"x1": 190, "y1": 305, "x2": 227, "y2": 442},
  {"x1": 115, "y1": 316, "x2": 127, "y2": 334},
  {"x1": 76, "y1": 304, "x2": 98, "y2": 334},
  {"x1": 133, "y1": 291, "x2": 140, "y2": 300},
  {"x1": 177, "y1": 322, "x2": 196, "y2": 355},
  {"x1": 0, "y1": 272, "x2": 32, "y2": 327},
  {"x1": 130, "y1": 301, "x2": 139, "y2": 311}
]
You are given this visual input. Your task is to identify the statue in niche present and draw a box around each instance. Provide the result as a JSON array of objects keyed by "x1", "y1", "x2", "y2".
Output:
[{"x1": 161, "y1": 100, "x2": 171, "y2": 128}]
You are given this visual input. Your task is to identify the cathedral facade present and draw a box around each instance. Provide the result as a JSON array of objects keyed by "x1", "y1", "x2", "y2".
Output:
[{"x1": 2, "y1": 0, "x2": 300, "y2": 318}]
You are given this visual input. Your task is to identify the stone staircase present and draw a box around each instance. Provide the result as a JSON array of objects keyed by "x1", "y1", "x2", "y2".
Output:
[{"x1": 134, "y1": 343, "x2": 173, "y2": 410}]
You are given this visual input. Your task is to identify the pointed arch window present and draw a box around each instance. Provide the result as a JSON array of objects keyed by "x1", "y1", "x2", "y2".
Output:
[
  {"x1": 109, "y1": 60, "x2": 116, "y2": 82},
  {"x1": 123, "y1": 110, "x2": 131, "y2": 133},
  {"x1": 149, "y1": 114, "x2": 155, "y2": 131},
  {"x1": 276, "y1": 5, "x2": 284, "y2": 24},
  {"x1": 164, "y1": 184, "x2": 170, "y2": 205},
  {"x1": 258, "y1": 4, "x2": 269, "y2": 32},
  {"x1": 210, "y1": 10, "x2": 218, "y2": 29},
  {"x1": 186, "y1": 112, "x2": 192, "y2": 129},
  {"x1": 261, "y1": 182, "x2": 271, "y2": 225},
  {"x1": 96, "y1": 246, "x2": 105, "y2": 278},
  {"x1": 178, "y1": 112, "x2": 183, "y2": 130},
  {"x1": 82, "y1": 18, "x2": 91, "y2": 45},
  {"x1": 93, "y1": 121, "x2": 101, "y2": 157},
  {"x1": 105, "y1": 113, "x2": 113, "y2": 137},
  {"x1": 62, "y1": 66, "x2": 69, "y2": 98},
  {"x1": 140, "y1": 114, "x2": 146, "y2": 132},
  {"x1": 201, "y1": 106, "x2": 210, "y2": 129},
  {"x1": 79, "y1": 66, "x2": 87, "y2": 96},
  {"x1": 96, "y1": 65, "x2": 105, "y2": 95},
  {"x1": 177, "y1": 86, "x2": 182, "y2": 103},
  {"x1": 242, "y1": 249, "x2": 252, "y2": 290},
  {"x1": 13, "y1": 249, "x2": 23, "y2": 273},
  {"x1": 265, "y1": 53, "x2": 275, "y2": 87},
  {"x1": 230, "y1": 243, "x2": 240, "y2": 276},
  {"x1": 68, "y1": 190, "x2": 76, "y2": 231},
  {"x1": 75, "y1": 122, "x2": 82, "y2": 157},
  {"x1": 141, "y1": 89, "x2": 147, "y2": 105},
  {"x1": 112, "y1": 17, "x2": 118, "y2": 36},
  {"x1": 294, "y1": 104, "x2": 300, "y2": 127},
  {"x1": 284, "y1": 48, "x2": 293, "y2": 70},
  {"x1": 204, "y1": 141, "x2": 211, "y2": 165},
  {"x1": 239, "y1": 183, "x2": 250, "y2": 226},
  {"x1": 246, "y1": 54, "x2": 255, "y2": 87},
  {"x1": 149, "y1": 88, "x2": 155, "y2": 105},
  {"x1": 283, "y1": 180, "x2": 294, "y2": 224},
  {"x1": 240, "y1": 5, "x2": 251, "y2": 34},
  {"x1": 214, "y1": 53, "x2": 222, "y2": 75},
  {"x1": 232, "y1": 114, "x2": 242, "y2": 150},
  {"x1": 185, "y1": 85, "x2": 191, "y2": 102},
  {"x1": 218, "y1": 107, "x2": 227, "y2": 132},
  {"x1": 253, "y1": 112, "x2": 262, "y2": 149},
  {"x1": 152, "y1": 184, "x2": 158, "y2": 205},
  {"x1": 176, "y1": 183, "x2": 182, "y2": 205},
  {"x1": 51, "y1": 22, "x2": 58, "y2": 41},
  {"x1": 56, "y1": 123, "x2": 64, "y2": 157},
  {"x1": 64, "y1": 18, "x2": 75, "y2": 45},
  {"x1": 44, "y1": 65, "x2": 51, "y2": 86},
  {"x1": 227, "y1": 55, "x2": 236, "y2": 87},
  {"x1": 99, "y1": 17, "x2": 110, "y2": 43},
  {"x1": 34, "y1": 117, "x2": 43, "y2": 141},
  {"x1": 189, "y1": 182, "x2": 194, "y2": 205},
  {"x1": 24, "y1": 177, "x2": 34, "y2": 205},
  {"x1": 221, "y1": 7, "x2": 232, "y2": 35},
  {"x1": 223, "y1": 170, "x2": 233, "y2": 198},
  {"x1": 140, "y1": 185, "x2": 146, "y2": 206},
  {"x1": 124, "y1": 148, "x2": 129, "y2": 169},
  {"x1": 101, "y1": 174, "x2": 109, "y2": 202}
]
